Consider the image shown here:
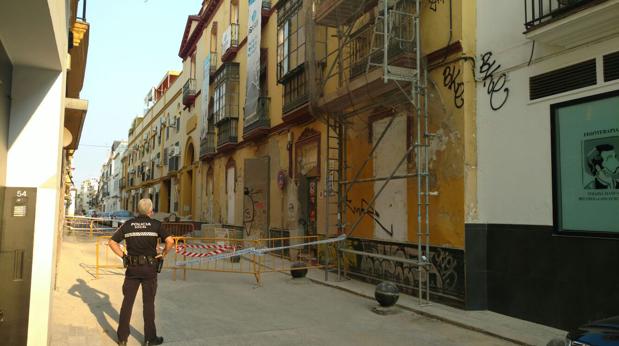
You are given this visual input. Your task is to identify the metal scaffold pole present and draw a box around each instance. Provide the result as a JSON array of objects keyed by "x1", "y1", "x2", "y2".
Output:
[{"x1": 308, "y1": 0, "x2": 431, "y2": 304}]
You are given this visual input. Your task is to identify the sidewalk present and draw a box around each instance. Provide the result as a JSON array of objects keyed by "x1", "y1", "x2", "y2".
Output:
[
  {"x1": 305, "y1": 269, "x2": 566, "y2": 346},
  {"x1": 51, "y1": 236, "x2": 516, "y2": 346}
]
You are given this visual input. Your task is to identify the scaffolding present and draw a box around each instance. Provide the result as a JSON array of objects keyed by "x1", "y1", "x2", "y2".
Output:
[{"x1": 305, "y1": 0, "x2": 431, "y2": 304}]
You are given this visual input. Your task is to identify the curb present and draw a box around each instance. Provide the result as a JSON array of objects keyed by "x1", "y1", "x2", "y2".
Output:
[{"x1": 304, "y1": 275, "x2": 531, "y2": 346}]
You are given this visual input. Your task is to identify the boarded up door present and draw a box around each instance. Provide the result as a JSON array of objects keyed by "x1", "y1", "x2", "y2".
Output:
[
  {"x1": 227, "y1": 166, "x2": 235, "y2": 225},
  {"x1": 372, "y1": 115, "x2": 408, "y2": 241},
  {"x1": 206, "y1": 173, "x2": 213, "y2": 223},
  {"x1": 243, "y1": 157, "x2": 269, "y2": 238}
]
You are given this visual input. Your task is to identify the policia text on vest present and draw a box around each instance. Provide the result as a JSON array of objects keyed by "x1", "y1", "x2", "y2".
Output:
[{"x1": 108, "y1": 199, "x2": 174, "y2": 346}]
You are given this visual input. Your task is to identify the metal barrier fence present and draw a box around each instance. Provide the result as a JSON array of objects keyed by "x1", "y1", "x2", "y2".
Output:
[
  {"x1": 93, "y1": 230, "x2": 340, "y2": 284},
  {"x1": 162, "y1": 222, "x2": 194, "y2": 237},
  {"x1": 64, "y1": 216, "x2": 118, "y2": 239}
]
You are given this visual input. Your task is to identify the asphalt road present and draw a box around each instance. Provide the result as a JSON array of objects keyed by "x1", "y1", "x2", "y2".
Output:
[{"x1": 51, "y1": 236, "x2": 515, "y2": 346}]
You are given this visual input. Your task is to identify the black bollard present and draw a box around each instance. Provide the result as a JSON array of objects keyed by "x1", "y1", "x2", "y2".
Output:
[
  {"x1": 290, "y1": 262, "x2": 308, "y2": 278},
  {"x1": 375, "y1": 281, "x2": 399, "y2": 307}
]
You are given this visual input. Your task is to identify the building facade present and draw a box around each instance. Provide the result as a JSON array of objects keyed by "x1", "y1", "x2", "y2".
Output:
[
  {"x1": 120, "y1": 0, "x2": 476, "y2": 299},
  {"x1": 76, "y1": 178, "x2": 98, "y2": 214},
  {"x1": 0, "y1": 0, "x2": 90, "y2": 344},
  {"x1": 470, "y1": 0, "x2": 619, "y2": 330},
  {"x1": 118, "y1": 0, "x2": 619, "y2": 331}
]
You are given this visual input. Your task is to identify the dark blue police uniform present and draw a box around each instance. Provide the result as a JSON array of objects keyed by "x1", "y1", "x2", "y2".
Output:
[{"x1": 111, "y1": 215, "x2": 170, "y2": 344}]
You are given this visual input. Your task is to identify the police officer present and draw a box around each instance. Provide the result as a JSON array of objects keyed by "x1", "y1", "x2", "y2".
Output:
[{"x1": 108, "y1": 198, "x2": 174, "y2": 346}]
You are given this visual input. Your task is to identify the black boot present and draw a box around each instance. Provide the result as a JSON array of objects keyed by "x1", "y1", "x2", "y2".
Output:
[{"x1": 144, "y1": 336, "x2": 164, "y2": 345}]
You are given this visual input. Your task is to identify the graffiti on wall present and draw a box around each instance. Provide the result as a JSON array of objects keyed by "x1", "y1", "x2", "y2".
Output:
[
  {"x1": 428, "y1": 0, "x2": 445, "y2": 12},
  {"x1": 442, "y1": 65, "x2": 464, "y2": 109},
  {"x1": 479, "y1": 51, "x2": 509, "y2": 111},
  {"x1": 243, "y1": 157, "x2": 269, "y2": 238},
  {"x1": 346, "y1": 237, "x2": 464, "y2": 303},
  {"x1": 347, "y1": 198, "x2": 394, "y2": 237}
]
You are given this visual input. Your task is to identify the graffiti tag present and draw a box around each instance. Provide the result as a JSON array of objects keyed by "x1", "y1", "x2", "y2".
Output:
[
  {"x1": 443, "y1": 65, "x2": 464, "y2": 109},
  {"x1": 347, "y1": 199, "x2": 394, "y2": 237},
  {"x1": 479, "y1": 51, "x2": 509, "y2": 111},
  {"x1": 346, "y1": 238, "x2": 464, "y2": 301}
]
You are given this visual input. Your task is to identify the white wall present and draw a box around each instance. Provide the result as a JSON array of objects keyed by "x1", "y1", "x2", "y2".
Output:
[{"x1": 476, "y1": 0, "x2": 619, "y2": 225}]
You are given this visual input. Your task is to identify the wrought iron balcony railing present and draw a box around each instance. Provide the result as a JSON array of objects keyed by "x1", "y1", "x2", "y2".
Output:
[
  {"x1": 182, "y1": 78, "x2": 197, "y2": 107},
  {"x1": 209, "y1": 51, "x2": 218, "y2": 75},
  {"x1": 168, "y1": 156, "x2": 179, "y2": 172},
  {"x1": 524, "y1": 0, "x2": 598, "y2": 30},
  {"x1": 244, "y1": 96, "x2": 271, "y2": 134},
  {"x1": 217, "y1": 117, "x2": 238, "y2": 149},
  {"x1": 222, "y1": 23, "x2": 239, "y2": 56},
  {"x1": 200, "y1": 132, "x2": 217, "y2": 159}
]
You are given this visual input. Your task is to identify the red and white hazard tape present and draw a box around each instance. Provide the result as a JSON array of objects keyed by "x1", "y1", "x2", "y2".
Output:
[
  {"x1": 177, "y1": 243, "x2": 237, "y2": 250},
  {"x1": 175, "y1": 243, "x2": 238, "y2": 258}
]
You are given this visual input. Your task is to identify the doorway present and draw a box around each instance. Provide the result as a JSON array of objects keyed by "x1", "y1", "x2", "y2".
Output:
[{"x1": 226, "y1": 165, "x2": 235, "y2": 225}]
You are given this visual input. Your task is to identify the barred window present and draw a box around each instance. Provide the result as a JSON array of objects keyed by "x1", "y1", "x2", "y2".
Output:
[{"x1": 283, "y1": 67, "x2": 308, "y2": 112}]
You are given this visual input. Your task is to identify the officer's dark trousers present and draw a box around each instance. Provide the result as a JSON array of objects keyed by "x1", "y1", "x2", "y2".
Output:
[{"x1": 117, "y1": 264, "x2": 158, "y2": 342}]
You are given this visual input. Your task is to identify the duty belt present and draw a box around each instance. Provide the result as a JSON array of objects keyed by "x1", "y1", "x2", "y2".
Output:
[{"x1": 127, "y1": 255, "x2": 157, "y2": 266}]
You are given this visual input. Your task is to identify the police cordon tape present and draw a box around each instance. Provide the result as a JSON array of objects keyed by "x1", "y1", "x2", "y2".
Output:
[
  {"x1": 176, "y1": 243, "x2": 239, "y2": 258},
  {"x1": 174, "y1": 234, "x2": 347, "y2": 266}
]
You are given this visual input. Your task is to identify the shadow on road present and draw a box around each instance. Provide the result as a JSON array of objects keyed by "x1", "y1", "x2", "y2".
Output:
[
  {"x1": 79, "y1": 262, "x2": 123, "y2": 278},
  {"x1": 68, "y1": 278, "x2": 144, "y2": 343}
]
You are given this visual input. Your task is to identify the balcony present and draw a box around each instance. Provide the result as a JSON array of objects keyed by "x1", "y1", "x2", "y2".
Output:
[
  {"x1": 182, "y1": 78, "x2": 197, "y2": 107},
  {"x1": 199, "y1": 132, "x2": 217, "y2": 160},
  {"x1": 282, "y1": 66, "x2": 309, "y2": 115},
  {"x1": 262, "y1": 0, "x2": 272, "y2": 11},
  {"x1": 209, "y1": 51, "x2": 218, "y2": 77},
  {"x1": 243, "y1": 96, "x2": 271, "y2": 141},
  {"x1": 262, "y1": 0, "x2": 273, "y2": 19},
  {"x1": 216, "y1": 117, "x2": 238, "y2": 152},
  {"x1": 524, "y1": 0, "x2": 619, "y2": 48},
  {"x1": 314, "y1": 0, "x2": 365, "y2": 27},
  {"x1": 316, "y1": 15, "x2": 417, "y2": 113},
  {"x1": 221, "y1": 23, "x2": 240, "y2": 62},
  {"x1": 168, "y1": 156, "x2": 180, "y2": 172}
]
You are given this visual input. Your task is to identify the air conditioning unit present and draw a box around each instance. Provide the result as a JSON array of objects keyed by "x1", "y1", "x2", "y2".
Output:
[
  {"x1": 173, "y1": 147, "x2": 180, "y2": 156},
  {"x1": 167, "y1": 117, "x2": 177, "y2": 129}
]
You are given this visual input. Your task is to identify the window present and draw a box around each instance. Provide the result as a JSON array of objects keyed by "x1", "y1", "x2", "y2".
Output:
[
  {"x1": 210, "y1": 27, "x2": 218, "y2": 53},
  {"x1": 552, "y1": 90, "x2": 619, "y2": 237},
  {"x1": 277, "y1": 0, "x2": 305, "y2": 79},
  {"x1": 190, "y1": 52, "x2": 196, "y2": 79},
  {"x1": 213, "y1": 63, "x2": 240, "y2": 124},
  {"x1": 176, "y1": 116, "x2": 180, "y2": 133},
  {"x1": 283, "y1": 68, "x2": 307, "y2": 112},
  {"x1": 230, "y1": 0, "x2": 239, "y2": 25}
]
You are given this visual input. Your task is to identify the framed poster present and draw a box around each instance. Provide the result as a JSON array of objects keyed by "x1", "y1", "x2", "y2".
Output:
[{"x1": 551, "y1": 90, "x2": 619, "y2": 237}]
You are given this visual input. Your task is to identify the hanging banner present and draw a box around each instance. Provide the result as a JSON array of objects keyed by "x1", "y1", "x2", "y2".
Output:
[
  {"x1": 200, "y1": 53, "x2": 211, "y2": 140},
  {"x1": 244, "y1": 0, "x2": 262, "y2": 125}
]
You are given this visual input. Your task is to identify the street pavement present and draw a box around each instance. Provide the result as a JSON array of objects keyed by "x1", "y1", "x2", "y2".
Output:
[{"x1": 50, "y1": 235, "x2": 517, "y2": 346}]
